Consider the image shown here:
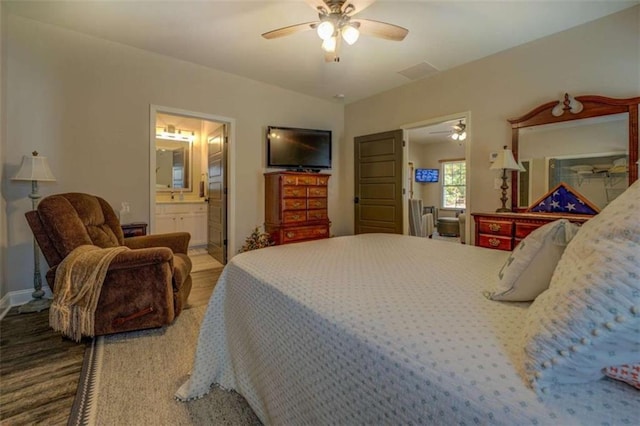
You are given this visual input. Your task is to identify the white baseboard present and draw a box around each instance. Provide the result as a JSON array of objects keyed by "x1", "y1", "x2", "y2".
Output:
[{"x1": 0, "y1": 286, "x2": 53, "y2": 320}]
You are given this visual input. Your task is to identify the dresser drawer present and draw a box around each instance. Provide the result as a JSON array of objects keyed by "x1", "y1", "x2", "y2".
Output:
[
  {"x1": 297, "y1": 175, "x2": 317, "y2": 185},
  {"x1": 478, "y1": 234, "x2": 513, "y2": 251},
  {"x1": 515, "y1": 222, "x2": 541, "y2": 239},
  {"x1": 282, "y1": 225, "x2": 329, "y2": 243},
  {"x1": 282, "y1": 210, "x2": 307, "y2": 224},
  {"x1": 307, "y1": 186, "x2": 327, "y2": 197},
  {"x1": 283, "y1": 186, "x2": 307, "y2": 198},
  {"x1": 307, "y1": 198, "x2": 327, "y2": 209},
  {"x1": 478, "y1": 219, "x2": 513, "y2": 237},
  {"x1": 283, "y1": 198, "x2": 307, "y2": 210},
  {"x1": 282, "y1": 175, "x2": 298, "y2": 185},
  {"x1": 307, "y1": 209, "x2": 328, "y2": 221}
]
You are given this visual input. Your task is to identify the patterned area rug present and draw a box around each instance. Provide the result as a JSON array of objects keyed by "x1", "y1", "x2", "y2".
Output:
[{"x1": 69, "y1": 305, "x2": 261, "y2": 425}]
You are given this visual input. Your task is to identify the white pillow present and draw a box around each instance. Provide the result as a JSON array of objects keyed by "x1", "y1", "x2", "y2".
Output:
[
  {"x1": 521, "y1": 180, "x2": 640, "y2": 393},
  {"x1": 485, "y1": 219, "x2": 579, "y2": 302}
]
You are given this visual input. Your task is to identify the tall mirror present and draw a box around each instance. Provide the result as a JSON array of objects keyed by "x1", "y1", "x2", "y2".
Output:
[
  {"x1": 155, "y1": 139, "x2": 192, "y2": 191},
  {"x1": 509, "y1": 94, "x2": 639, "y2": 211}
]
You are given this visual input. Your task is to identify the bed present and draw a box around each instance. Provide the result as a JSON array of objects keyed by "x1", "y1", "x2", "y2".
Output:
[{"x1": 176, "y1": 232, "x2": 639, "y2": 424}]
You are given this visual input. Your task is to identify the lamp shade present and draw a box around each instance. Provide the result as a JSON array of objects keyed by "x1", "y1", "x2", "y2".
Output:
[
  {"x1": 12, "y1": 152, "x2": 56, "y2": 182},
  {"x1": 490, "y1": 147, "x2": 522, "y2": 171}
]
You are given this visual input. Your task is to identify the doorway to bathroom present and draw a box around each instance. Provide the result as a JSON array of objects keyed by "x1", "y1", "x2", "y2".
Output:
[{"x1": 149, "y1": 105, "x2": 233, "y2": 266}]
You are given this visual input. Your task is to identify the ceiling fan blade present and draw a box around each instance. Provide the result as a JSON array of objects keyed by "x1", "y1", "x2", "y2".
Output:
[
  {"x1": 304, "y1": 0, "x2": 329, "y2": 13},
  {"x1": 355, "y1": 18, "x2": 409, "y2": 41},
  {"x1": 262, "y1": 22, "x2": 318, "y2": 40}
]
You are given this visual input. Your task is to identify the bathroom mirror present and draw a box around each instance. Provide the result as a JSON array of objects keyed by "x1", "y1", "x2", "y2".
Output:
[
  {"x1": 155, "y1": 139, "x2": 192, "y2": 191},
  {"x1": 509, "y1": 94, "x2": 639, "y2": 211}
]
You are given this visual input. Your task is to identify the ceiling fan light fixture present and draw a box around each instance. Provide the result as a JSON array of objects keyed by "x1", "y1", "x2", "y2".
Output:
[
  {"x1": 451, "y1": 133, "x2": 459, "y2": 141},
  {"x1": 317, "y1": 20, "x2": 335, "y2": 40},
  {"x1": 341, "y1": 24, "x2": 360, "y2": 45},
  {"x1": 321, "y1": 36, "x2": 337, "y2": 52},
  {"x1": 459, "y1": 131, "x2": 467, "y2": 141}
]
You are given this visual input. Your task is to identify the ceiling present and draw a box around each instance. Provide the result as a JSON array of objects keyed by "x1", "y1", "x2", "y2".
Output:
[
  {"x1": 408, "y1": 118, "x2": 465, "y2": 145},
  {"x1": 5, "y1": 1, "x2": 637, "y2": 103}
]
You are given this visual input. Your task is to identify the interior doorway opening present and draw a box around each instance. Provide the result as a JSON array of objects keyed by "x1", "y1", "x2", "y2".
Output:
[
  {"x1": 402, "y1": 113, "x2": 471, "y2": 243},
  {"x1": 149, "y1": 105, "x2": 234, "y2": 265}
]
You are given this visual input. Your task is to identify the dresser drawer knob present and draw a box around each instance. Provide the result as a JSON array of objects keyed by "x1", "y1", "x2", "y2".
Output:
[
  {"x1": 489, "y1": 223, "x2": 501, "y2": 232},
  {"x1": 488, "y1": 238, "x2": 500, "y2": 247},
  {"x1": 286, "y1": 232, "x2": 295, "y2": 238},
  {"x1": 293, "y1": 202, "x2": 302, "y2": 207},
  {"x1": 292, "y1": 215, "x2": 301, "y2": 220}
]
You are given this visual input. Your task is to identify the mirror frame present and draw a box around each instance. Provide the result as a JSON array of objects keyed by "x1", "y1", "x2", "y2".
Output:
[
  {"x1": 155, "y1": 141, "x2": 193, "y2": 192},
  {"x1": 508, "y1": 93, "x2": 639, "y2": 211}
]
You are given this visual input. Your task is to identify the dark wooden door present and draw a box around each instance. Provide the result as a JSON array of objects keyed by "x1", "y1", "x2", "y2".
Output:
[
  {"x1": 354, "y1": 129, "x2": 404, "y2": 234},
  {"x1": 207, "y1": 125, "x2": 227, "y2": 264}
]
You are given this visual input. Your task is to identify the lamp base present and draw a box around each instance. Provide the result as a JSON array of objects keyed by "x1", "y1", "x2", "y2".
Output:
[
  {"x1": 495, "y1": 207, "x2": 511, "y2": 213},
  {"x1": 18, "y1": 297, "x2": 52, "y2": 314}
]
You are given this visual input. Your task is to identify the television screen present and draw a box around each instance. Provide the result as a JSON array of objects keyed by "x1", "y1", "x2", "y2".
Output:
[
  {"x1": 415, "y1": 168, "x2": 439, "y2": 183},
  {"x1": 267, "y1": 126, "x2": 332, "y2": 170}
]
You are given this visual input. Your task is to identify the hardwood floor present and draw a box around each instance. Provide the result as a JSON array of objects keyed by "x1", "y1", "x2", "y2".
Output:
[{"x1": 0, "y1": 267, "x2": 220, "y2": 425}]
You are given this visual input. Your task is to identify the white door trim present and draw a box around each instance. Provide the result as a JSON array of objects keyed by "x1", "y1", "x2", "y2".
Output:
[{"x1": 149, "y1": 105, "x2": 237, "y2": 256}]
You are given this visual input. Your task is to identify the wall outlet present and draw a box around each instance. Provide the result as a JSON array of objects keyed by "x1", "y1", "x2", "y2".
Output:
[{"x1": 489, "y1": 152, "x2": 498, "y2": 162}]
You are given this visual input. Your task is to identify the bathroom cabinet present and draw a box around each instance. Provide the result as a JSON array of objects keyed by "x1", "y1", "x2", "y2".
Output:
[{"x1": 155, "y1": 202, "x2": 207, "y2": 247}]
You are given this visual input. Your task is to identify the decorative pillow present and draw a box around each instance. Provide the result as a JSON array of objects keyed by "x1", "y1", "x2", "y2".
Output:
[
  {"x1": 521, "y1": 180, "x2": 640, "y2": 393},
  {"x1": 603, "y1": 364, "x2": 640, "y2": 390},
  {"x1": 485, "y1": 219, "x2": 579, "y2": 302}
]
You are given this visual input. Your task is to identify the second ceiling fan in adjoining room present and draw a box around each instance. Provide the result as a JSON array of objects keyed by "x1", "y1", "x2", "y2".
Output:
[{"x1": 261, "y1": 0, "x2": 409, "y2": 62}]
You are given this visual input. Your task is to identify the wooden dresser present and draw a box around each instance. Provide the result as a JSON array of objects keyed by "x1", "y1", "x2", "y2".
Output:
[
  {"x1": 471, "y1": 212, "x2": 592, "y2": 251},
  {"x1": 264, "y1": 171, "x2": 330, "y2": 245}
]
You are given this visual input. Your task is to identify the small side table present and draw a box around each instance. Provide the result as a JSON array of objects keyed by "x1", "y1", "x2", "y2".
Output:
[{"x1": 121, "y1": 222, "x2": 148, "y2": 238}]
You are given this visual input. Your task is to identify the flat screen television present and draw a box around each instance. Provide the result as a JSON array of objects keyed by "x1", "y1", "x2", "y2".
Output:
[
  {"x1": 415, "y1": 168, "x2": 439, "y2": 183},
  {"x1": 267, "y1": 126, "x2": 332, "y2": 170}
]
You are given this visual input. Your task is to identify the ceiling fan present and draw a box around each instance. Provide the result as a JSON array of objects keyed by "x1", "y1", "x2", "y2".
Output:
[
  {"x1": 261, "y1": 0, "x2": 409, "y2": 62},
  {"x1": 429, "y1": 120, "x2": 467, "y2": 141}
]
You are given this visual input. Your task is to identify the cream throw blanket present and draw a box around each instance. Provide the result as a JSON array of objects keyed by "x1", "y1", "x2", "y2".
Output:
[{"x1": 50, "y1": 245, "x2": 129, "y2": 342}]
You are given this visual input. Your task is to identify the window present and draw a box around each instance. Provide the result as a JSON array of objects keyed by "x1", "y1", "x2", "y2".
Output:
[{"x1": 442, "y1": 160, "x2": 466, "y2": 209}]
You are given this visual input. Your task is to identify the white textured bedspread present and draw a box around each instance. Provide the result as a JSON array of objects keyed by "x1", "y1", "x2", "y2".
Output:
[{"x1": 176, "y1": 234, "x2": 639, "y2": 425}]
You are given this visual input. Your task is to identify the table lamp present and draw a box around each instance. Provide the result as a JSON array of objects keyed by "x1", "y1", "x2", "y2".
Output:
[
  {"x1": 490, "y1": 146, "x2": 525, "y2": 212},
  {"x1": 12, "y1": 151, "x2": 56, "y2": 313}
]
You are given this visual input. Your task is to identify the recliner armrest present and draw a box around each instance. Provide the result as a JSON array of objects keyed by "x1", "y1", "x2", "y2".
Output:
[
  {"x1": 123, "y1": 232, "x2": 190, "y2": 255},
  {"x1": 107, "y1": 247, "x2": 174, "y2": 271}
]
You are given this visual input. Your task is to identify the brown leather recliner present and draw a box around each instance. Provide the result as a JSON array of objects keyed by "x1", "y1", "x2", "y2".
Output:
[{"x1": 25, "y1": 192, "x2": 192, "y2": 336}]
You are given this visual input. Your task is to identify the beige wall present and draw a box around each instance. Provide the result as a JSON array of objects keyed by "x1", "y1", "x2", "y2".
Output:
[
  {"x1": 2, "y1": 15, "x2": 344, "y2": 295},
  {"x1": 343, "y1": 7, "x2": 640, "y2": 239}
]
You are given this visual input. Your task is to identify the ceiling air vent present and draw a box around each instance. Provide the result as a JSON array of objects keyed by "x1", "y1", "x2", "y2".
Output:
[{"x1": 398, "y1": 62, "x2": 439, "y2": 81}]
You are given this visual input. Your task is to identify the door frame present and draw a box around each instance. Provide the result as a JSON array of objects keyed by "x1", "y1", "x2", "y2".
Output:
[
  {"x1": 401, "y1": 111, "x2": 472, "y2": 239},
  {"x1": 149, "y1": 105, "x2": 237, "y2": 255}
]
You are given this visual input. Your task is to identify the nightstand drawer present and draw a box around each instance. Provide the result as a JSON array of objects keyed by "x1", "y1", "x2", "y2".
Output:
[
  {"x1": 478, "y1": 220, "x2": 513, "y2": 236},
  {"x1": 121, "y1": 222, "x2": 148, "y2": 238},
  {"x1": 478, "y1": 234, "x2": 513, "y2": 251}
]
